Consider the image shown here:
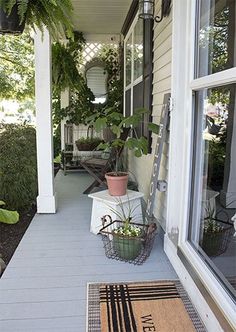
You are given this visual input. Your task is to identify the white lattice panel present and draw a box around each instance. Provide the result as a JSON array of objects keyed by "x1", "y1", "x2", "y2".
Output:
[
  {"x1": 82, "y1": 43, "x2": 118, "y2": 65},
  {"x1": 82, "y1": 43, "x2": 103, "y2": 64}
]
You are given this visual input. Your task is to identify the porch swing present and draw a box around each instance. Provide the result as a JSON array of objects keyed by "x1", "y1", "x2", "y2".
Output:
[
  {"x1": 80, "y1": 127, "x2": 130, "y2": 194},
  {"x1": 61, "y1": 124, "x2": 103, "y2": 175}
]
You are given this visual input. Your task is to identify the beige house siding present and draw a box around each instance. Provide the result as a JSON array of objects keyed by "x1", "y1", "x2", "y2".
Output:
[{"x1": 129, "y1": 1, "x2": 172, "y2": 230}]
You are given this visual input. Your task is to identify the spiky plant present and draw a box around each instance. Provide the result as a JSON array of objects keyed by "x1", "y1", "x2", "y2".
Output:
[{"x1": 0, "y1": 0, "x2": 74, "y2": 39}]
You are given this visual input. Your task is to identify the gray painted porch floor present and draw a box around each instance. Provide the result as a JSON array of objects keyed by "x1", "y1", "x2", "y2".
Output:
[{"x1": 0, "y1": 171, "x2": 177, "y2": 332}]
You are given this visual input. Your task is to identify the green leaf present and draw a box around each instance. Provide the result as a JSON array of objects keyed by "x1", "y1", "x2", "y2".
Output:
[
  {"x1": 109, "y1": 112, "x2": 123, "y2": 121},
  {"x1": 104, "y1": 107, "x2": 115, "y2": 115},
  {"x1": 0, "y1": 201, "x2": 6, "y2": 206},
  {"x1": 85, "y1": 113, "x2": 97, "y2": 123},
  {"x1": 125, "y1": 136, "x2": 148, "y2": 157},
  {"x1": 139, "y1": 136, "x2": 148, "y2": 154},
  {"x1": 134, "y1": 108, "x2": 149, "y2": 115},
  {"x1": 94, "y1": 117, "x2": 107, "y2": 132},
  {"x1": 96, "y1": 142, "x2": 109, "y2": 150},
  {"x1": 0, "y1": 208, "x2": 19, "y2": 224},
  {"x1": 134, "y1": 150, "x2": 142, "y2": 157},
  {"x1": 121, "y1": 114, "x2": 142, "y2": 128},
  {"x1": 111, "y1": 139, "x2": 125, "y2": 148},
  {"x1": 148, "y1": 123, "x2": 160, "y2": 134},
  {"x1": 125, "y1": 138, "x2": 137, "y2": 150},
  {"x1": 111, "y1": 125, "x2": 122, "y2": 138}
]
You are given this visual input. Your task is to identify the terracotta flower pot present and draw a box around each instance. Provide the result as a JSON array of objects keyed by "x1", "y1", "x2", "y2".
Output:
[{"x1": 105, "y1": 172, "x2": 128, "y2": 196}]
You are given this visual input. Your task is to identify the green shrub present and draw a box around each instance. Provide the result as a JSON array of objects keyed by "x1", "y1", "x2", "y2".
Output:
[{"x1": 0, "y1": 124, "x2": 37, "y2": 211}]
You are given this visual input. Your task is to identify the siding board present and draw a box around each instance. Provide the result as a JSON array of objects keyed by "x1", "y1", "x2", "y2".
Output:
[{"x1": 129, "y1": 0, "x2": 172, "y2": 230}]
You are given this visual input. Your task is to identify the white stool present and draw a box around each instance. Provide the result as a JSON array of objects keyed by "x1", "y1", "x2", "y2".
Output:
[{"x1": 88, "y1": 190, "x2": 144, "y2": 234}]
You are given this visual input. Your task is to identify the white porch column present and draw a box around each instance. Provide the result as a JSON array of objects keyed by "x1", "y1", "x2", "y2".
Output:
[
  {"x1": 60, "y1": 89, "x2": 70, "y2": 150},
  {"x1": 35, "y1": 28, "x2": 57, "y2": 213}
]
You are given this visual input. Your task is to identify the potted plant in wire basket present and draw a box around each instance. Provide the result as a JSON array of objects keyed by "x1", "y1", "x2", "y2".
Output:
[
  {"x1": 201, "y1": 202, "x2": 234, "y2": 257},
  {"x1": 87, "y1": 107, "x2": 159, "y2": 196},
  {"x1": 0, "y1": 0, "x2": 74, "y2": 38},
  {"x1": 100, "y1": 196, "x2": 157, "y2": 263}
]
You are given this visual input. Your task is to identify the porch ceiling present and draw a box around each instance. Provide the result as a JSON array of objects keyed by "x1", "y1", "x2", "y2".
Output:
[{"x1": 71, "y1": 0, "x2": 133, "y2": 35}]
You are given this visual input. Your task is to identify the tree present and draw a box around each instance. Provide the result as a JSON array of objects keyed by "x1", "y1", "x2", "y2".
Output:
[
  {"x1": 199, "y1": 5, "x2": 231, "y2": 105},
  {"x1": 52, "y1": 32, "x2": 95, "y2": 126},
  {"x1": 0, "y1": 31, "x2": 34, "y2": 100}
]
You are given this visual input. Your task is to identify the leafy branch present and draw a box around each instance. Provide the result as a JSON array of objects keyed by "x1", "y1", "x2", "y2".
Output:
[{"x1": 0, "y1": 55, "x2": 28, "y2": 68}]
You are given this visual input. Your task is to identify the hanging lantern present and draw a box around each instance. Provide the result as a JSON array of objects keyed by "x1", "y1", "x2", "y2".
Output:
[
  {"x1": 138, "y1": 0, "x2": 154, "y2": 20},
  {"x1": 138, "y1": 0, "x2": 172, "y2": 23}
]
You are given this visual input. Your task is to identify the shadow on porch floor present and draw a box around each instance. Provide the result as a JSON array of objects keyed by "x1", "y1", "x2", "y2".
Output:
[{"x1": 0, "y1": 170, "x2": 177, "y2": 332}]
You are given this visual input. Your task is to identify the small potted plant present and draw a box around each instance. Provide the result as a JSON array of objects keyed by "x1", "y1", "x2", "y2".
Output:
[
  {"x1": 88, "y1": 108, "x2": 159, "y2": 196},
  {"x1": 100, "y1": 196, "x2": 157, "y2": 262},
  {"x1": 102, "y1": 197, "x2": 144, "y2": 260},
  {"x1": 0, "y1": 0, "x2": 74, "y2": 38},
  {"x1": 112, "y1": 222, "x2": 143, "y2": 260},
  {"x1": 201, "y1": 203, "x2": 234, "y2": 256}
]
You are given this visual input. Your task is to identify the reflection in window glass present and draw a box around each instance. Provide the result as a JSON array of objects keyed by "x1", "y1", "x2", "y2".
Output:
[
  {"x1": 189, "y1": 84, "x2": 236, "y2": 298},
  {"x1": 133, "y1": 19, "x2": 143, "y2": 81},
  {"x1": 196, "y1": 0, "x2": 235, "y2": 78},
  {"x1": 125, "y1": 35, "x2": 132, "y2": 87}
]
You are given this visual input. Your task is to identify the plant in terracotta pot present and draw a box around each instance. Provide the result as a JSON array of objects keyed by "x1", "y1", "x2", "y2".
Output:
[
  {"x1": 89, "y1": 107, "x2": 159, "y2": 196},
  {"x1": 0, "y1": 0, "x2": 74, "y2": 38}
]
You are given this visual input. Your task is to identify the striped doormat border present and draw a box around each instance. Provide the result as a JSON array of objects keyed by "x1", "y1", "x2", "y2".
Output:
[{"x1": 87, "y1": 280, "x2": 206, "y2": 332}]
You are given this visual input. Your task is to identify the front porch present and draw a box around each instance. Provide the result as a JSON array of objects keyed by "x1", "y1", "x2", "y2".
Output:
[{"x1": 0, "y1": 171, "x2": 177, "y2": 331}]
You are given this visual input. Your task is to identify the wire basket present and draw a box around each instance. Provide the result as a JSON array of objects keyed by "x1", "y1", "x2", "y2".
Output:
[
  {"x1": 99, "y1": 215, "x2": 157, "y2": 265},
  {"x1": 201, "y1": 220, "x2": 234, "y2": 257}
]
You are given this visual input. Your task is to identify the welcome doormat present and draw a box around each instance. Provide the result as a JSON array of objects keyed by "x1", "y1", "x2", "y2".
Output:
[{"x1": 87, "y1": 281, "x2": 206, "y2": 332}]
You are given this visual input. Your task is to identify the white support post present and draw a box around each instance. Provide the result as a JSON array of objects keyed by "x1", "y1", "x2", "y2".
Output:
[{"x1": 34, "y1": 28, "x2": 57, "y2": 213}]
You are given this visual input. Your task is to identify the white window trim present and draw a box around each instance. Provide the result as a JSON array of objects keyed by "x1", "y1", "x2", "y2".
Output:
[
  {"x1": 124, "y1": 29, "x2": 132, "y2": 91},
  {"x1": 123, "y1": 12, "x2": 143, "y2": 116},
  {"x1": 133, "y1": 75, "x2": 143, "y2": 86},
  {"x1": 190, "y1": 67, "x2": 236, "y2": 90},
  {"x1": 125, "y1": 76, "x2": 143, "y2": 92},
  {"x1": 167, "y1": 0, "x2": 236, "y2": 329}
]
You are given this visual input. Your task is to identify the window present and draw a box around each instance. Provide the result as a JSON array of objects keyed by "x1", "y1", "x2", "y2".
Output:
[
  {"x1": 189, "y1": 0, "x2": 236, "y2": 299},
  {"x1": 125, "y1": 34, "x2": 132, "y2": 87},
  {"x1": 196, "y1": 0, "x2": 235, "y2": 78},
  {"x1": 124, "y1": 16, "x2": 144, "y2": 117},
  {"x1": 133, "y1": 19, "x2": 143, "y2": 81},
  {"x1": 123, "y1": 12, "x2": 153, "y2": 145}
]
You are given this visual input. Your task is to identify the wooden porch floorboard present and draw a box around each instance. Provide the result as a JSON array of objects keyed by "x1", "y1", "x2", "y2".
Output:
[{"x1": 0, "y1": 171, "x2": 177, "y2": 332}]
